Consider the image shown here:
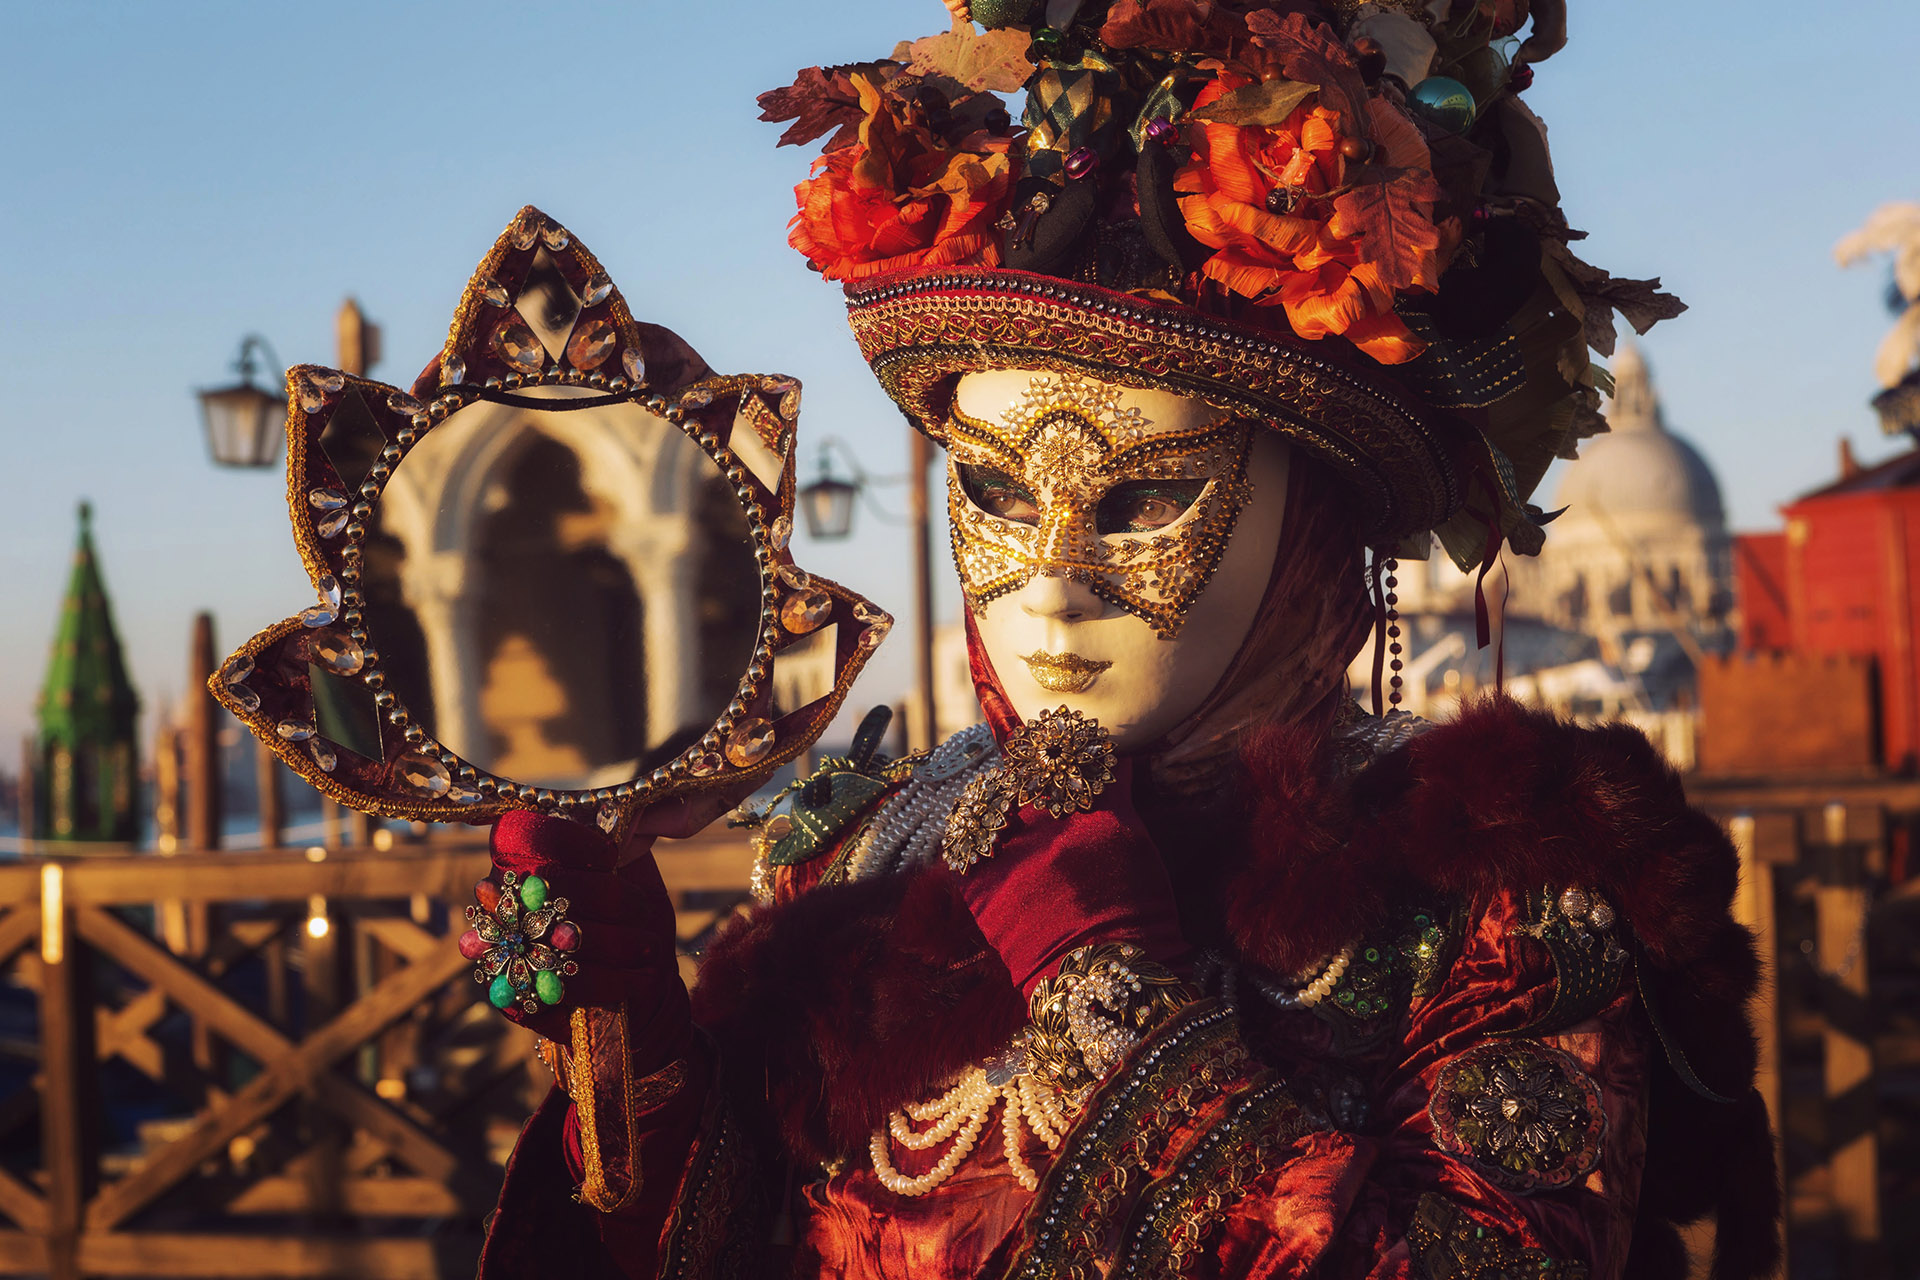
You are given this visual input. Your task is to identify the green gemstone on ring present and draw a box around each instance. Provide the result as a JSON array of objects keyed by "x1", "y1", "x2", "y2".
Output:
[
  {"x1": 535, "y1": 970, "x2": 565, "y2": 1005},
  {"x1": 488, "y1": 974, "x2": 516, "y2": 1009},
  {"x1": 520, "y1": 874, "x2": 548, "y2": 910}
]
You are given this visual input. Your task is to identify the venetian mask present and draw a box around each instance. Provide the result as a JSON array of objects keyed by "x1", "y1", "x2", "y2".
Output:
[{"x1": 951, "y1": 370, "x2": 1290, "y2": 749}]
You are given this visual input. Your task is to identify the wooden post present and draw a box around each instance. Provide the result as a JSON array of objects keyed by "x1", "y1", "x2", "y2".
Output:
[
  {"x1": 18, "y1": 735, "x2": 36, "y2": 854},
  {"x1": 909, "y1": 430, "x2": 938, "y2": 753},
  {"x1": 153, "y1": 719, "x2": 189, "y2": 952},
  {"x1": 39, "y1": 862, "x2": 99, "y2": 1280},
  {"x1": 184, "y1": 614, "x2": 221, "y2": 1071},
  {"x1": 256, "y1": 738, "x2": 284, "y2": 850},
  {"x1": 184, "y1": 613, "x2": 222, "y2": 852},
  {"x1": 1729, "y1": 814, "x2": 1786, "y2": 1275},
  {"x1": 1814, "y1": 802, "x2": 1881, "y2": 1275}
]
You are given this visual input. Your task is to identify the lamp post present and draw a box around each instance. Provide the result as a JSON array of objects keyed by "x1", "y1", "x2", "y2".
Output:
[
  {"x1": 799, "y1": 436, "x2": 940, "y2": 752},
  {"x1": 196, "y1": 334, "x2": 287, "y2": 469}
]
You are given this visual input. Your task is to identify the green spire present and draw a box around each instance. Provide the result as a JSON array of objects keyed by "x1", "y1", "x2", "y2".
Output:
[{"x1": 34, "y1": 502, "x2": 141, "y2": 843}]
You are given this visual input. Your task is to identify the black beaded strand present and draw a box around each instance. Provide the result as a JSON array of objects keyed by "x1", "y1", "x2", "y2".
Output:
[{"x1": 1384, "y1": 558, "x2": 1404, "y2": 710}]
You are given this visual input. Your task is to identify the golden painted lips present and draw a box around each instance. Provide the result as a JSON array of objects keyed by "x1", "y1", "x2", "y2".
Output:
[{"x1": 1020, "y1": 650, "x2": 1112, "y2": 694}]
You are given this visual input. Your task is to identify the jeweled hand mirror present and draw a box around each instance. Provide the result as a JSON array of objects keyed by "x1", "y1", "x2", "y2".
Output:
[{"x1": 212, "y1": 206, "x2": 891, "y2": 839}]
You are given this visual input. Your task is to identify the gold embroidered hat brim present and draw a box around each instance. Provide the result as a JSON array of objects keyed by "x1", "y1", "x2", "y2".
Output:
[{"x1": 845, "y1": 267, "x2": 1466, "y2": 544}]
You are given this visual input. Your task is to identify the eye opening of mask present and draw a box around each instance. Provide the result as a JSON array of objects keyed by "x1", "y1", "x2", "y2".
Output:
[
  {"x1": 1095, "y1": 479, "x2": 1207, "y2": 535},
  {"x1": 958, "y1": 463, "x2": 1041, "y2": 526}
]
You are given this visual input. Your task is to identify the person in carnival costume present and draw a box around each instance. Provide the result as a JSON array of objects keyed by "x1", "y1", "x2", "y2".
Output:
[{"x1": 475, "y1": 2, "x2": 1781, "y2": 1276}]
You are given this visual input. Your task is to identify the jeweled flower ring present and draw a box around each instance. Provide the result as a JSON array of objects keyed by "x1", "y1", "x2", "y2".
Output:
[{"x1": 460, "y1": 868, "x2": 582, "y2": 1013}]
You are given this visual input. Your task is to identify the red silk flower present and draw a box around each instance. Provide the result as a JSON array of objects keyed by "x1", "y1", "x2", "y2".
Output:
[
  {"x1": 1174, "y1": 78, "x2": 1449, "y2": 364},
  {"x1": 789, "y1": 73, "x2": 1017, "y2": 282}
]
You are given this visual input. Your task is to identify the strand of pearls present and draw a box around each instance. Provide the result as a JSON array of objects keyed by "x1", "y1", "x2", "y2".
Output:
[
  {"x1": 870, "y1": 1060, "x2": 1069, "y2": 1196},
  {"x1": 846, "y1": 725, "x2": 997, "y2": 881},
  {"x1": 1244, "y1": 942, "x2": 1356, "y2": 1011}
]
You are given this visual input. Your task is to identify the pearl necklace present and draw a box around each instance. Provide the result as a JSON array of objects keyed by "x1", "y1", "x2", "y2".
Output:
[
  {"x1": 869, "y1": 1052, "x2": 1070, "y2": 1196},
  {"x1": 846, "y1": 724, "x2": 998, "y2": 881},
  {"x1": 1219, "y1": 942, "x2": 1357, "y2": 1013}
]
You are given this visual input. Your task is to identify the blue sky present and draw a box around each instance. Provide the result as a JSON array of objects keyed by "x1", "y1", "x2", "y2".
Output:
[{"x1": 2, "y1": 0, "x2": 1917, "y2": 759}]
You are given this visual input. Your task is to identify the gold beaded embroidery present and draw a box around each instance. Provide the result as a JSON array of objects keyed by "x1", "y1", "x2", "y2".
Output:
[{"x1": 946, "y1": 372, "x2": 1253, "y2": 639}]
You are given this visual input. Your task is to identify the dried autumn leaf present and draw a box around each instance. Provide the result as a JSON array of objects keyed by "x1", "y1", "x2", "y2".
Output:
[
  {"x1": 1329, "y1": 171, "x2": 1445, "y2": 294},
  {"x1": 758, "y1": 65, "x2": 885, "y2": 152},
  {"x1": 1185, "y1": 77, "x2": 1319, "y2": 127},
  {"x1": 1101, "y1": 0, "x2": 1235, "y2": 53},
  {"x1": 1540, "y1": 240, "x2": 1686, "y2": 355},
  {"x1": 902, "y1": 27, "x2": 1033, "y2": 94},
  {"x1": 1241, "y1": 11, "x2": 1370, "y2": 131}
]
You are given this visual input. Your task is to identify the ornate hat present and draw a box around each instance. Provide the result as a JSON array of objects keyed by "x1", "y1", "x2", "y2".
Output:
[{"x1": 761, "y1": 0, "x2": 1682, "y2": 568}]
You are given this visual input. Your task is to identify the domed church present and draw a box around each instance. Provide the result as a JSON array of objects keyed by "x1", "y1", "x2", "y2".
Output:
[{"x1": 1506, "y1": 345, "x2": 1734, "y2": 649}]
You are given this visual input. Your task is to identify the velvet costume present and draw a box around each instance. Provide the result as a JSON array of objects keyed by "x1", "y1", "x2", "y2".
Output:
[{"x1": 477, "y1": 699, "x2": 1779, "y2": 1280}]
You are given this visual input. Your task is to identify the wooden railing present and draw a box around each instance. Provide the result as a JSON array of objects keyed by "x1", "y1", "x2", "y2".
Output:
[
  {"x1": 0, "y1": 831, "x2": 755, "y2": 1279},
  {"x1": 1690, "y1": 774, "x2": 1920, "y2": 1280}
]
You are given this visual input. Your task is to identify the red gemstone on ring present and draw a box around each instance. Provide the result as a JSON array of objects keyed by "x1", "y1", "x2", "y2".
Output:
[
  {"x1": 551, "y1": 921, "x2": 581, "y2": 952},
  {"x1": 458, "y1": 929, "x2": 487, "y2": 960},
  {"x1": 474, "y1": 879, "x2": 501, "y2": 913}
]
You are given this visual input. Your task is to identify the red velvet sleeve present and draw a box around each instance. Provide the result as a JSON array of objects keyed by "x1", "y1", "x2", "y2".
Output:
[{"x1": 480, "y1": 813, "x2": 749, "y2": 1280}]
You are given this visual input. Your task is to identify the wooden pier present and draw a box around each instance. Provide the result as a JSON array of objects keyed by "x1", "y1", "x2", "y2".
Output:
[{"x1": 0, "y1": 828, "x2": 754, "y2": 1279}]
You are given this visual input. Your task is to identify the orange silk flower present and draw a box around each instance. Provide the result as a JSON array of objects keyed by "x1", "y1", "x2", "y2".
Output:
[
  {"x1": 1175, "y1": 79, "x2": 1444, "y2": 363},
  {"x1": 789, "y1": 75, "x2": 1016, "y2": 282}
]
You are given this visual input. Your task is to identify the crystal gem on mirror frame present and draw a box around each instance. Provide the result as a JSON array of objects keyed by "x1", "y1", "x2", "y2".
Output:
[
  {"x1": 724, "y1": 718, "x2": 776, "y2": 768},
  {"x1": 621, "y1": 348, "x2": 647, "y2": 386},
  {"x1": 511, "y1": 220, "x2": 539, "y2": 250},
  {"x1": 596, "y1": 803, "x2": 619, "y2": 834},
  {"x1": 582, "y1": 275, "x2": 613, "y2": 308},
  {"x1": 310, "y1": 739, "x2": 339, "y2": 773},
  {"x1": 317, "y1": 509, "x2": 350, "y2": 538},
  {"x1": 541, "y1": 224, "x2": 570, "y2": 250},
  {"x1": 492, "y1": 318, "x2": 546, "y2": 374},
  {"x1": 689, "y1": 750, "x2": 725, "y2": 777},
  {"x1": 309, "y1": 488, "x2": 348, "y2": 512},
  {"x1": 397, "y1": 751, "x2": 452, "y2": 797},
  {"x1": 682, "y1": 386, "x2": 715, "y2": 409},
  {"x1": 300, "y1": 603, "x2": 338, "y2": 628},
  {"x1": 308, "y1": 626, "x2": 367, "y2": 677},
  {"x1": 387, "y1": 391, "x2": 425, "y2": 417},
  {"x1": 441, "y1": 355, "x2": 467, "y2": 387},
  {"x1": 780, "y1": 588, "x2": 833, "y2": 634},
  {"x1": 778, "y1": 563, "x2": 810, "y2": 591},
  {"x1": 277, "y1": 720, "x2": 315, "y2": 742},
  {"x1": 318, "y1": 575, "x2": 342, "y2": 609},
  {"x1": 565, "y1": 319, "x2": 616, "y2": 372},
  {"x1": 771, "y1": 515, "x2": 793, "y2": 550},
  {"x1": 482, "y1": 280, "x2": 510, "y2": 307}
]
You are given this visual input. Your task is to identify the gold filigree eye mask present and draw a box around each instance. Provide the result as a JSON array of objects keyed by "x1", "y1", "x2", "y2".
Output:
[{"x1": 946, "y1": 373, "x2": 1254, "y2": 639}]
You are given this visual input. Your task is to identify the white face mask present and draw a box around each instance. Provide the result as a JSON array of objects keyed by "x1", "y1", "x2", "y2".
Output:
[{"x1": 950, "y1": 369, "x2": 1290, "y2": 749}]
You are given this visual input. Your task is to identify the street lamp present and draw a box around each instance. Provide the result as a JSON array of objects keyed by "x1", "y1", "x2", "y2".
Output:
[
  {"x1": 197, "y1": 334, "x2": 287, "y2": 469},
  {"x1": 796, "y1": 435, "x2": 943, "y2": 751},
  {"x1": 799, "y1": 453, "x2": 862, "y2": 541}
]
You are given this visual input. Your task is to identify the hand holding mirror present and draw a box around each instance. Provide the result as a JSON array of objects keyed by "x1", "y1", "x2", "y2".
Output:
[{"x1": 212, "y1": 206, "x2": 890, "y2": 841}]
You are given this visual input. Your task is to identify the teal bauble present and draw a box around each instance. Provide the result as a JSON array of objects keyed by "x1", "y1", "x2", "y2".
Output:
[
  {"x1": 488, "y1": 974, "x2": 517, "y2": 1009},
  {"x1": 971, "y1": 0, "x2": 1033, "y2": 29},
  {"x1": 1406, "y1": 76, "x2": 1477, "y2": 134},
  {"x1": 535, "y1": 970, "x2": 565, "y2": 1006},
  {"x1": 519, "y1": 874, "x2": 548, "y2": 910}
]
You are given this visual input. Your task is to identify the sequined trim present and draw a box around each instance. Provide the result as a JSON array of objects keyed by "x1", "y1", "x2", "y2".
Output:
[
  {"x1": 996, "y1": 1000, "x2": 1252, "y2": 1280},
  {"x1": 658, "y1": 1087, "x2": 761, "y2": 1280},
  {"x1": 1407, "y1": 1192, "x2": 1590, "y2": 1279},
  {"x1": 1116, "y1": 1078, "x2": 1315, "y2": 1277},
  {"x1": 1511, "y1": 884, "x2": 1631, "y2": 1036},
  {"x1": 1427, "y1": 1040, "x2": 1607, "y2": 1195}
]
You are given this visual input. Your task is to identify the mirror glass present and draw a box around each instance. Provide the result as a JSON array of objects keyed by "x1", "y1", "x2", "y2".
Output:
[{"x1": 362, "y1": 386, "x2": 761, "y2": 789}]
